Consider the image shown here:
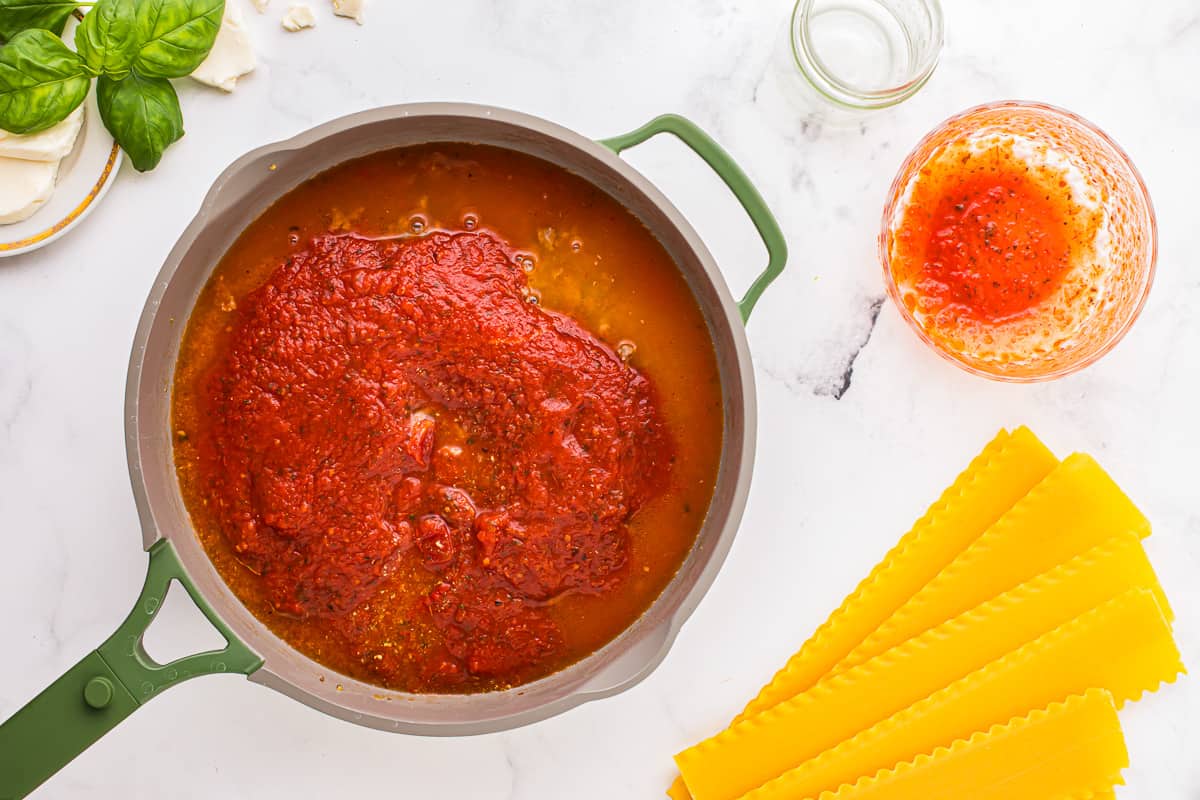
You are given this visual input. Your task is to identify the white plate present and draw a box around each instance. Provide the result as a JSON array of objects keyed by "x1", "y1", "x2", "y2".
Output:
[{"x1": 0, "y1": 89, "x2": 123, "y2": 258}]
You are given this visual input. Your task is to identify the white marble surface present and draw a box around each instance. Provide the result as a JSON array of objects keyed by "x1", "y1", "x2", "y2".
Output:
[{"x1": 1, "y1": 1, "x2": 1198, "y2": 797}]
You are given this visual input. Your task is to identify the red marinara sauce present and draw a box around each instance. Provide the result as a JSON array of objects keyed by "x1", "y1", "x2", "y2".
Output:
[
  {"x1": 173, "y1": 145, "x2": 723, "y2": 692},
  {"x1": 890, "y1": 145, "x2": 1084, "y2": 324},
  {"x1": 202, "y1": 232, "x2": 668, "y2": 685}
]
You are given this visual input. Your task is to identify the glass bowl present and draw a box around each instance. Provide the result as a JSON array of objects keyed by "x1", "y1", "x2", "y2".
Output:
[{"x1": 880, "y1": 101, "x2": 1157, "y2": 381}]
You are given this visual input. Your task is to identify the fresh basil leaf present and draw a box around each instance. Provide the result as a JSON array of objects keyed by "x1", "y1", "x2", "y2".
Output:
[
  {"x1": 0, "y1": 28, "x2": 88, "y2": 133},
  {"x1": 131, "y1": 0, "x2": 223, "y2": 79},
  {"x1": 75, "y1": 0, "x2": 138, "y2": 77},
  {"x1": 0, "y1": 0, "x2": 82, "y2": 41},
  {"x1": 96, "y1": 72, "x2": 182, "y2": 171}
]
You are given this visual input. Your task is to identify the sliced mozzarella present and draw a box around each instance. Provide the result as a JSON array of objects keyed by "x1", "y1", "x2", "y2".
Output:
[
  {"x1": 332, "y1": 0, "x2": 364, "y2": 24},
  {"x1": 192, "y1": 7, "x2": 256, "y2": 92},
  {"x1": 0, "y1": 158, "x2": 61, "y2": 225},
  {"x1": 0, "y1": 106, "x2": 84, "y2": 162},
  {"x1": 251, "y1": 0, "x2": 270, "y2": 11},
  {"x1": 281, "y1": 4, "x2": 316, "y2": 30}
]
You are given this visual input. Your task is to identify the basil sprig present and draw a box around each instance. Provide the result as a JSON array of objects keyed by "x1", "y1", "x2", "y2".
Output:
[{"x1": 0, "y1": 0, "x2": 224, "y2": 171}]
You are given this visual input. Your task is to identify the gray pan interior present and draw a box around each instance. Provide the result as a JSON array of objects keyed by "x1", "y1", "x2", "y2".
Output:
[{"x1": 125, "y1": 103, "x2": 757, "y2": 734}]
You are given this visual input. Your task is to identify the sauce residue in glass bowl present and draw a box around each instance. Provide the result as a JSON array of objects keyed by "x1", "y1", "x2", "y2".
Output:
[{"x1": 882, "y1": 102, "x2": 1156, "y2": 380}]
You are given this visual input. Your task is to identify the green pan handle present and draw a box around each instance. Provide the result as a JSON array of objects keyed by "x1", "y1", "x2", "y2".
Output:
[
  {"x1": 601, "y1": 114, "x2": 788, "y2": 322},
  {"x1": 0, "y1": 539, "x2": 262, "y2": 799}
]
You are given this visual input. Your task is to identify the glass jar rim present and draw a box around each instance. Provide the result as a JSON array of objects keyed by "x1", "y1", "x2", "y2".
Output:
[{"x1": 790, "y1": 0, "x2": 945, "y2": 110}]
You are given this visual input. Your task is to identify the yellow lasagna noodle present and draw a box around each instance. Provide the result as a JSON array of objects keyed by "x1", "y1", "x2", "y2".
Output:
[
  {"x1": 736, "y1": 589, "x2": 1181, "y2": 800},
  {"x1": 666, "y1": 428, "x2": 1056, "y2": 799},
  {"x1": 667, "y1": 783, "x2": 692, "y2": 800},
  {"x1": 740, "y1": 427, "x2": 1056, "y2": 716},
  {"x1": 840, "y1": 453, "x2": 1150, "y2": 672},
  {"x1": 814, "y1": 690, "x2": 1127, "y2": 800},
  {"x1": 673, "y1": 536, "x2": 1164, "y2": 800}
]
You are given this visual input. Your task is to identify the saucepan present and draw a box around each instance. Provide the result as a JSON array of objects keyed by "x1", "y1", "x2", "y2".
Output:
[{"x1": 0, "y1": 104, "x2": 787, "y2": 797}]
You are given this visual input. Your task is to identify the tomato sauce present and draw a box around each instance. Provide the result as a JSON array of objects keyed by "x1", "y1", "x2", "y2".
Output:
[
  {"x1": 173, "y1": 145, "x2": 724, "y2": 692},
  {"x1": 890, "y1": 143, "x2": 1088, "y2": 324}
]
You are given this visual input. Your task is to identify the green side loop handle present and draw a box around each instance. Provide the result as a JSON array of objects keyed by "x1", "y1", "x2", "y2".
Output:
[
  {"x1": 601, "y1": 114, "x2": 788, "y2": 322},
  {"x1": 0, "y1": 540, "x2": 262, "y2": 799}
]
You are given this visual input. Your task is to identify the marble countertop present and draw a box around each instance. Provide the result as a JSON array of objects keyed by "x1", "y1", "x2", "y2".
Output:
[{"x1": 1, "y1": 0, "x2": 1197, "y2": 797}]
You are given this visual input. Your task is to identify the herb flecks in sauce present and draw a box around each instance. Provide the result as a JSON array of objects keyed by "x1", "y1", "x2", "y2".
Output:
[{"x1": 887, "y1": 128, "x2": 1114, "y2": 370}]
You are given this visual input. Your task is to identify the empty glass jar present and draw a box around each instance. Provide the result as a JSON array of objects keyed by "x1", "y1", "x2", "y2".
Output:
[{"x1": 790, "y1": 0, "x2": 944, "y2": 110}]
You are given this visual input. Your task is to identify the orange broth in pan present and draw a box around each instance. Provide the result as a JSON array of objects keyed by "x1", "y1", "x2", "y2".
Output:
[{"x1": 172, "y1": 144, "x2": 724, "y2": 692}]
